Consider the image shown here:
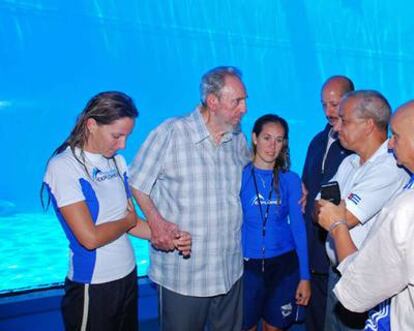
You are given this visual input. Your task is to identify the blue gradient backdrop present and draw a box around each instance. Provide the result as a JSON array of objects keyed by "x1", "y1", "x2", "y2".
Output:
[{"x1": 1, "y1": 0, "x2": 413, "y2": 291}]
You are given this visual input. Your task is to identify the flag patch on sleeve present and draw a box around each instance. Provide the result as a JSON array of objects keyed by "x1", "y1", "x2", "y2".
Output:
[{"x1": 347, "y1": 193, "x2": 361, "y2": 205}]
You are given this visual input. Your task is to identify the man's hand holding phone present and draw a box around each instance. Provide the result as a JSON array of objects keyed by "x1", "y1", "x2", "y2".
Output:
[
  {"x1": 314, "y1": 181, "x2": 346, "y2": 231},
  {"x1": 320, "y1": 181, "x2": 341, "y2": 205},
  {"x1": 317, "y1": 200, "x2": 347, "y2": 233}
]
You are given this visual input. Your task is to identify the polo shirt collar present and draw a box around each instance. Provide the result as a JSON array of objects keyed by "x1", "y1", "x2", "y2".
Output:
[
  {"x1": 350, "y1": 139, "x2": 389, "y2": 168},
  {"x1": 404, "y1": 173, "x2": 414, "y2": 189}
]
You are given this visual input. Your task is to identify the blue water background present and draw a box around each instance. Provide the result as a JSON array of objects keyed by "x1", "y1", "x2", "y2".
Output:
[
  {"x1": 0, "y1": 212, "x2": 149, "y2": 293},
  {"x1": 1, "y1": 0, "x2": 413, "y2": 293}
]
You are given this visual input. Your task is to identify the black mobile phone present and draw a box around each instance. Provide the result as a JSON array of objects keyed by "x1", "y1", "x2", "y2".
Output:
[{"x1": 320, "y1": 181, "x2": 341, "y2": 205}]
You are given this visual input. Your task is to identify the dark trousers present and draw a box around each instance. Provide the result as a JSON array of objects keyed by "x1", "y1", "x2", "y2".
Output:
[
  {"x1": 305, "y1": 272, "x2": 328, "y2": 331},
  {"x1": 62, "y1": 268, "x2": 138, "y2": 331},
  {"x1": 324, "y1": 267, "x2": 367, "y2": 331},
  {"x1": 159, "y1": 278, "x2": 243, "y2": 331}
]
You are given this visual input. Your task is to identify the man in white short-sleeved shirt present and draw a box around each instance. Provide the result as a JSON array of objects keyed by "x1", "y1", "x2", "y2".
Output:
[
  {"x1": 325, "y1": 140, "x2": 408, "y2": 266},
  {"x1": 318, "y1": 100, "x2": 414, "y2": 330},
  {"x1": 316, "y1": 91, "x2": 409, "y2": 331}
]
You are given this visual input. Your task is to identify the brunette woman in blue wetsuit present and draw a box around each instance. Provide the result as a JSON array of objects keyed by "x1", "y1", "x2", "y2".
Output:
[{"x1": 241, "y1": 114, "x2": 311, "y2": 331}]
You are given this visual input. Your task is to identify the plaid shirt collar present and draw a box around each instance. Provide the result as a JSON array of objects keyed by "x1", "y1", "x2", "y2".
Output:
[{"x1": 190, "y1": 106, "x2": 241, "y2": 145}]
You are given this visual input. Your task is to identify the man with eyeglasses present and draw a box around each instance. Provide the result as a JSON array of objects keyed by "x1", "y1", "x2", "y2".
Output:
[
  {"x1": 302, "y1": 76, "x2": 354, "y2": 331},
  {"x1": 315, "y1": 90, "x2": 409, "y2": 331},
  {"x1": 317, "y1": 100, "x2": 414, "y2": 330}
]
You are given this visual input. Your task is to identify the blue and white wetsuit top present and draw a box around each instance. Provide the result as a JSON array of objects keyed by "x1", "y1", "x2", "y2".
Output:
[{"x1": 44, "y1": 146, "x2": 135, "y2": 284}]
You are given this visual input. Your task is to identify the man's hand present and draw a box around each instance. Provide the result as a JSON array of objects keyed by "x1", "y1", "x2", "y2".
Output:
[
  {"x1": 148, "y1": 216, "x2": 178, "y2": 251},
  {"x1": 299, "y1": 182, "x2": 308, "y2": 213},
  {"x1": 173, "y1": 231, "x2": 192, "y2": 257},
  {"x1": 318, "y1": 199, "x2": 358, "y2": 262},
  {"x1": 132, "y1": 188, "x2": 179, "y2": 251},
  {"x1": 317, "y1": 199, "x2": 347, "y2": 231},
  {"x1": 312, "y1": 199, "x2": 321, "y2": 224}
]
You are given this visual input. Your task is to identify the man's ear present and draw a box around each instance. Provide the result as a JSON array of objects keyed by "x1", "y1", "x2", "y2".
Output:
[
  {"x1": 365, "y1": 118, "x2": 376, "y2": 135},
  {"x1": 206, "y1": 93, "x2": 219, "y2": 111}
]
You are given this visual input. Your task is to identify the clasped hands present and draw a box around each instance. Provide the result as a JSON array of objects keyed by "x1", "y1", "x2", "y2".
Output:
[{"x1": 149, "y1": 217, "x2": 192, "y2": 257}]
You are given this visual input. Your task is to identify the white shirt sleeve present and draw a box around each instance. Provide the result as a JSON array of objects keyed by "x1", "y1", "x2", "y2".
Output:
[
  {"x1": 334, "y1": 190, "x2": 414, "y2": 313},
  {"x1": 44, "y1": 156, "x2": 86, "y2": 208},
  {"x1": 344, "y1": 161, "x2": 407, "y2": 225}
]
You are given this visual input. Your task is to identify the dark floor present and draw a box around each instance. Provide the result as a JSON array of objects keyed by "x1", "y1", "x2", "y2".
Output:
[{"x1": 0, "y1": 278, "x2": 306, "y2": 331}]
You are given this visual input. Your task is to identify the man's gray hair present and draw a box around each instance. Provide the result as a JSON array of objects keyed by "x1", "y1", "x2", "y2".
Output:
[
  {"x1": 200, "y1": 66, "x2": 243, "y2": 105},
  {"x1": 342, "y1": 90, "x2": 391, "y2": 131}
]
